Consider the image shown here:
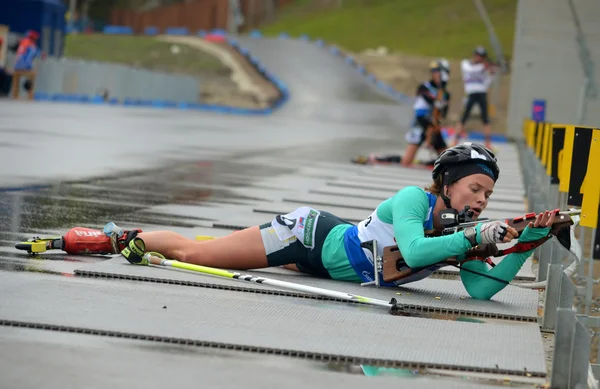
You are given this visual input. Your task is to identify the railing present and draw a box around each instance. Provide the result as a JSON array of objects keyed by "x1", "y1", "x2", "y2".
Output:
[
  {"x1": 519, "y1": 118, "x2": 600, "y2": 388},
  {"x1": 6, "y1": 53, "x2": 199, "y2": 105}
]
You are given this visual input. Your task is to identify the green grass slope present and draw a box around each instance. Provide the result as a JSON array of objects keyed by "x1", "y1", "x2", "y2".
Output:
[
  {"x1": 258, "y1": 0, "x2": 517, "y2": 59},
  {"x1": 63, "y1": 35, "x2": 223, "y2": 74}
]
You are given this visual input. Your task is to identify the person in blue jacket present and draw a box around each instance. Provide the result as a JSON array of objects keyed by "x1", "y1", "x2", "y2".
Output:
[
  {"x1": 42, "y1": 143, "x2": 557, "y2": 300},
  {"x1": 11, "y1": 30, "x2": 42, "y2": 99}
]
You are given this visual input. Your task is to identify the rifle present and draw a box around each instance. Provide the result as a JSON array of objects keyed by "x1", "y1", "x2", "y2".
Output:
[
  {"x1": 424, "y1": 85, "x2": 445, "y2": 148},
  {"x1": 359, "y1": 207, "x2": 581, "y2": 287}
]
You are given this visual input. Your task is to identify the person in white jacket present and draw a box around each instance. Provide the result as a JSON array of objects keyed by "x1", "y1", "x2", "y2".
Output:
[{"x1": 452, "y1": 46, "x2": 496, "y2": 149}]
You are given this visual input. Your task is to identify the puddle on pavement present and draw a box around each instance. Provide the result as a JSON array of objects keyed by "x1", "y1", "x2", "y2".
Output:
[
  {"x1": 0, "y1": 160, "x2": 295, "y2": 274},
  {"x1": 0, "y1": 159, "x2": 289, "y2": 236},
  {"x1": 0, "y1": 157, "x2": 535, "y2": 350}
]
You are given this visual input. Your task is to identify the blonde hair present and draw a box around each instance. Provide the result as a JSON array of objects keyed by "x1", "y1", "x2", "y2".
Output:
[{"x1": 424, "y1": 175, "x2": 444, "y2": 196}]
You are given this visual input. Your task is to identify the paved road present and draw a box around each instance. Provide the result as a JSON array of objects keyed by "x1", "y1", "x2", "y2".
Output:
[{"x1": 0, "y1": 36, "x2": 541, "y2": 388}]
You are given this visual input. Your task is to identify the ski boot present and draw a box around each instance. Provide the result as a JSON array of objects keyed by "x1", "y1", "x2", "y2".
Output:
[
  {"x1": 119, "y1": 236, "x2": 168, "y2": 266},
  {"x1": 120, "y1": 236, "x2": 149, "y2": 265},
  {"x1": 15, "y1": 222, "x2": 142, "y2": 255},
  {"x1": 351, "y1": 154, "x2": 376, "y2": 165}
]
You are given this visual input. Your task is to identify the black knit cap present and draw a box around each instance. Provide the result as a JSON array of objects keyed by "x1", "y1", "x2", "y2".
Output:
[{"x1": 443, "y1": 160, "x2": 497, "y2": 186}]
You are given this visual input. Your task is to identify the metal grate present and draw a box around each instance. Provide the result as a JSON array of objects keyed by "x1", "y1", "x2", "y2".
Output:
[
  {"x1": 73, "y1": 258, "x2": 540, "y2": 322},
  {"x1": 0, "y1": 271, "x2": 548, "y2": 377},
  {"x1": 0, "y1": 326, "x2": 508, "y2": 389}
]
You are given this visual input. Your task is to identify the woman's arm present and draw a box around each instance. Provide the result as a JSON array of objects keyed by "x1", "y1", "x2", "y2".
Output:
[
  {"x1": 458, "y1": 252, "x2": 530, "y2": 300},
  {"x1": 390, "y1": 186, "x2": 475, "y2": 268},
  {"x1": 416, "y1": 84, "x2": 435, "y2": 103},
  {"x1": 459, "y1": 225, "x2": 551, "y2": 300}
]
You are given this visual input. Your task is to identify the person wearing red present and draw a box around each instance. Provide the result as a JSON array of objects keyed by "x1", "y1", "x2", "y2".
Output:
[{"x1": 11, "y1": 30, "x2": 42, "y2": 100}]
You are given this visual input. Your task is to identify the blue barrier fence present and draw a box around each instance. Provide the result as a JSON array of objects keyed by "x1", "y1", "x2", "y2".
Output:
[
  {"x1": 86, "y1": 25, "x2": 410, "y2": 113},
  {"x1": 30, "y1": 29, "x2": 288, "y2": 116},
  {"x1": 54, "y1": 24, "x2": 507, "y2": 144}
]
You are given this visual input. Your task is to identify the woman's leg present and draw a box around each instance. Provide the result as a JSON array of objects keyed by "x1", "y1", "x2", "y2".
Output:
[
  {"x1": 400, "y1": 144, "x2": 419, "y2": 166},
  {"x1": 476, "y1": 92, "x2": 493, "y2": 149},
  {"x1": 453, "y1": 93, "x2": 476, "y2": 146},
  {"x1": 138, "y1": 226, "x2": 269, "y2": 270},
  {"x1": 402, "y1": 118, "x2": 429, "y2": 167}
]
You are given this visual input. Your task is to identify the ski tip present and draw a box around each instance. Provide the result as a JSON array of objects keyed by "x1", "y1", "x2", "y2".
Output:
[{"x1": 14, "y1": 241, "x2": 48, "y2": 254}]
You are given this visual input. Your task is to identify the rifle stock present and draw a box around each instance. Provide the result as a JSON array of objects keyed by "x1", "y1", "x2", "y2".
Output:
[
  {"x1": 381, "y1": 212, "x2": 575, "y2": 283},
  {"x1": 425, "y1": 87, "x2": 445, "y2": 145}
]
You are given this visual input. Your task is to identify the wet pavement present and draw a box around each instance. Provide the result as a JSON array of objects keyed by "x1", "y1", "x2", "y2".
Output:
[{"x1": 0, "y1": 37, "x2": 545, "y2": 388}]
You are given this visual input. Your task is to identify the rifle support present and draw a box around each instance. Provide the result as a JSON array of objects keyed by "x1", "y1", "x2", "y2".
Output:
[
  {"x1": 359, "y1": 240, "x2": 381, "y2": 287},
  {"x1": 362, "y1": 210, "x2": 578, "y2": 287}
]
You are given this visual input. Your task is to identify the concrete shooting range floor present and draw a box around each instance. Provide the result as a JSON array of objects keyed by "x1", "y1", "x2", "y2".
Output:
[{"x1": 0, "y1": 36, "x2": 549, "y2": 388}]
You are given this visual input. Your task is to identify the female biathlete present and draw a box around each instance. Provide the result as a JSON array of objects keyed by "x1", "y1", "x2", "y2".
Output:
[
  {"x1": 352, "y1": 60, "x2": 450, "y2": 167},
  {"x1": 28, "y1": 143, "x2": 556, "y2": 300}
]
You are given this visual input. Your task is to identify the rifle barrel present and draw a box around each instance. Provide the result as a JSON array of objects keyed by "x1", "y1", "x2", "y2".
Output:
[{"x1": 441, "y1": 209, "x2": 580, "y2": 234}]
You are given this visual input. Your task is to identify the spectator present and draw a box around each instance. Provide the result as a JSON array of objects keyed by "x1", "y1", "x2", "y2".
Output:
[
  {"x1": 452, "y1": 46, "x2": 496, "y2": 149},
  {"x1": 11, "y1": 30, "x2": 42, "y2": 100}
]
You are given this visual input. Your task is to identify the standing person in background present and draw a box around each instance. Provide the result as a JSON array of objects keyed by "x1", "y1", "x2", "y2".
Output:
[
  {"x1": 11, "y1": 30, "x2": 42, "y2": 100},
  {"x1": 452, "y1": 46, "x2": 496, "y2": 149}
]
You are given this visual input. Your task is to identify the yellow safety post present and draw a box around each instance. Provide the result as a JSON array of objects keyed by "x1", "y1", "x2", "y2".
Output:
[
  {"x1": 580, "y1": 129, "x2": 600, "y2": 228},
  {"x1": 541, "y1": 123, "x2": 551, "y2": 168},
  {"x1": 527, "y1": 121, "x2": 537, "y2": 150},
  {"x1": 535, "y1": 121, "x2": 545, "y2": 159},
  {"x1": 558, "y1": 125, "x2": 576, "y2": 193}
]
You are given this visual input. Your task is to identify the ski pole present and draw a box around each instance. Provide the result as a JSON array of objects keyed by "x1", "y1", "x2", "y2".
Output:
[{"x1": 143, "y1": 253, "x2": 396, "y2": 309}]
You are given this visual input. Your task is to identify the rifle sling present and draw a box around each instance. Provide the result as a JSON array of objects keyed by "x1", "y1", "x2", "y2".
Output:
[{"x1": 382, "y1": 234, "x2": 554, "y2": 285}]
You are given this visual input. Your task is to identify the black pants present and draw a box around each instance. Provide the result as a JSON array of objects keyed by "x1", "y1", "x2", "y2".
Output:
[
  {"x1": 460, "y1": 92, "x2": 489, "y2": 124},
  {"x1": 375, "y1": 116, "x2": 446, "y2": 164},
  {"x1": 415, "y1": 116, "x2": 447, "y2": 151}
]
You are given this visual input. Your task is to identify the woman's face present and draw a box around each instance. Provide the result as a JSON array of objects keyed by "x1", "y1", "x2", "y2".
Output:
[{"x1": 446, "y1": 174, "x2": 495, "y2": 219}]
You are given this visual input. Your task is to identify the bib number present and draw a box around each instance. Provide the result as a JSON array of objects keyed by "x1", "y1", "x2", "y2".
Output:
[{"x1": 271, "y1": 206, "x2": 320, "y2": 249}]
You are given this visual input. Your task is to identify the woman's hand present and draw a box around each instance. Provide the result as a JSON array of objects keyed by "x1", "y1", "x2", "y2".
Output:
[
  {"x1": 478, "y1": 220, "x2": 519, "y2": 244},
  {"x1": 518, "y1": 210, "x2": 556, "y2": 243},
  {"x1": 528, "y1": 210, "x2": 556, "y2": 228}
]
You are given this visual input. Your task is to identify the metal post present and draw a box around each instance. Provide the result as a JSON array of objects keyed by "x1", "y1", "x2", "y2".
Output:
[
  {"x1": 550, "y1": 308, "x2": 577, "y2": 388},
  {"x1": 569, "y1": 316, "x2": 592, "y2": 388},
  {"x1": 584, "y1": 228, "x2": 597, "y2": 315},
  {"x1": 549, "y1": 184, "x2": 560, "y2": 209},
  {"x1": 576, "y1": 225, "x2": 586, "y2": 292},
  {"x1": 559, "y1": 270, "x2": 576, "y2": 309},
  {"x1": 592, "y1": 364, "x2": 600, "y2": 384},
  {"x1": 543, "y1": 264, "x2": 565, "y2": 331},
  {"x1": 538, "y1": 243, "x2": 551, "y2": 283}
]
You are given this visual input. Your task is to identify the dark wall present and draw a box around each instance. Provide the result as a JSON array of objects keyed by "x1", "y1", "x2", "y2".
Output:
[
  {"x1": 109, "y1": 0, "x2": 294, "y2": 34},
  {"x1": 0, "y1": 0, "x2": 66, "y2": 56}
]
